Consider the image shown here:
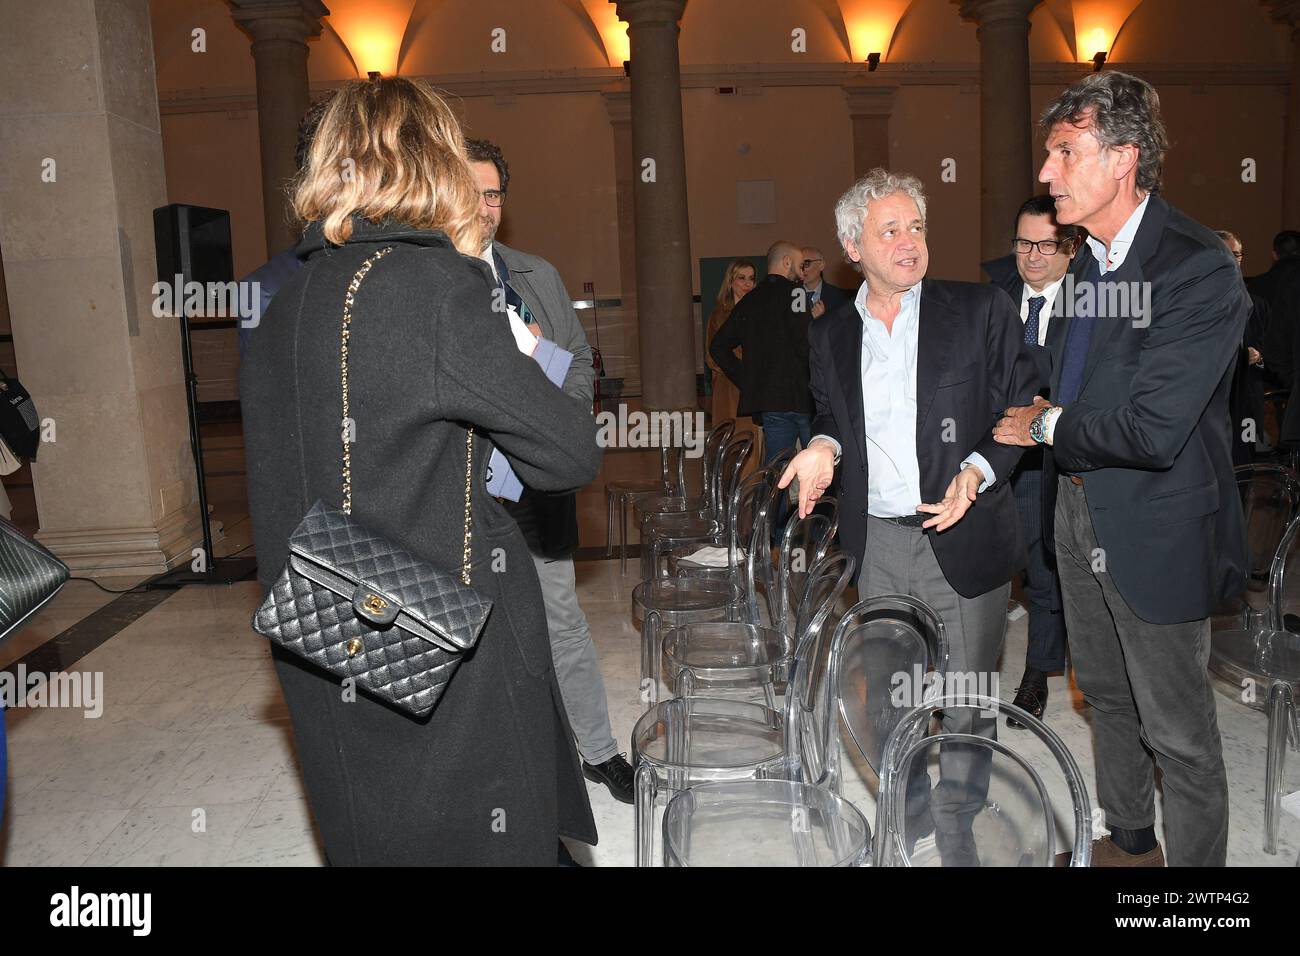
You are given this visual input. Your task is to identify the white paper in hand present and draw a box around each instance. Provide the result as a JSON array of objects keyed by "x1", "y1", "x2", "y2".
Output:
[{"x1": 504, "y1": 304, "x2": 537, "y2": 355}]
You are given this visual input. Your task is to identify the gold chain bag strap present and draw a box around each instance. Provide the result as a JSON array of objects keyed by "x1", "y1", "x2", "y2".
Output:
[{"x1": 251, "y1": 246, "x2": 493, "y2": 718}]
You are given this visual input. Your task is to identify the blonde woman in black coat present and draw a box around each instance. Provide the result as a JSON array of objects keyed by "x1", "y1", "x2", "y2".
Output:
[{"x1": 240, "y1": 77, "x2": 602, "y2": 865}]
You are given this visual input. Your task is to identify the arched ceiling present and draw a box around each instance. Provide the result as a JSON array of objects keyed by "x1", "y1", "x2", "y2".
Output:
[{"x1": 147, "y1": 0, "x2": 1291, "y2": 94}]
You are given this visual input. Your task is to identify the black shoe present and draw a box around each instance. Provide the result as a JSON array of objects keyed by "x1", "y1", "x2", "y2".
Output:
[
  {"x1": 557, "y1": 839, "x2": 583, "y2": 867},
  {"x1": 583, "y1": 753, "x2": 635, "y2": 804},
  {"x1": 1008, "y1": 671, "x2": 1049, "y2": 728}
]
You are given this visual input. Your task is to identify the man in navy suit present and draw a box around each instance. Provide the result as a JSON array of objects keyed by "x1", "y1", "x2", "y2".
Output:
[
  {"x1": 996, "y1": 71, "x2": 1247, "y2": 867},
  {"x1": 981, "y1": 195, "x2": 1080, "y2": 726}
]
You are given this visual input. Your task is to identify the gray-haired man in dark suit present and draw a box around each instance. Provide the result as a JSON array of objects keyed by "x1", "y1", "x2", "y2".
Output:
[{"x1": 996, "y1": 72, "x2": 1248, "y2": 867}]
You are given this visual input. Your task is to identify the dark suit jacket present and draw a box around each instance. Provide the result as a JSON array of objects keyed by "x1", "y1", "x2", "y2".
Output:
[
  {"x1": 492, "y1": 243, "x2": 594, "y2": 559},
  {"x1": 1041, "y1": 194, "x2": 1249, "y2": 625},
  {"x1": 809, "y1": 278, "x2": 1040, "y2": 598},
  {"x1": 981, "y1": 254, "x2": 1072, "y2": 476},
  {"x1": 813, "y1": 280, "x2": 851, "y2": 314},
  {"x1": 710, "y1": 273, "x2": 814, "y2": 416},
  {"x1": 1250, "y1": 258, "x2": 1300, "y2": 443}
]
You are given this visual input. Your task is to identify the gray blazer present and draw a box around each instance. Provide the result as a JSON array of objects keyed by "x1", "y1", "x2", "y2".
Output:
[{"x1": 494, "y1": 242, "x2": 595, "y2": 405}]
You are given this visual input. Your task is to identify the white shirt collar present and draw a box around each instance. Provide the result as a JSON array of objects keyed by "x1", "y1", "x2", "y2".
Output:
[
  {"x1": 1022, "y1": 272, "x2": 1067, "y2": 310},
  {"x1": 1085, "y1": 192, "x2": 1150, "y2": 274},
  {"x1": 478, "y1": 242, "x2": 499, "y2": 281},
  {"x1": 854, "y1": 278, "x2": 922, "y2": 322}
]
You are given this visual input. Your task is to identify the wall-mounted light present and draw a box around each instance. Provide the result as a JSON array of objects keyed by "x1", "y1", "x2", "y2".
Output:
[
  {"x1": 623, "y1": 60, "x2": 631, "y2": 77},
  {"x1": 1092, "y1": 51, "x2": 1107, "y2": 72},
  {"x1": 367, "y1": 70, "x2": 381, "y2": 80},
  {"x1": 866, "y1": 52, "x2": 881, "y2": 72}
]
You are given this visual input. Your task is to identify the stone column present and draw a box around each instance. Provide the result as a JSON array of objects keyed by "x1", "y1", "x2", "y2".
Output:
[
  {"x1": 1267, "y1": 1, "x2": 1300, "y2": 226},
  {"x1": 0, "y1": 0, "x2": 202, "y2": 574},
  {"x1": 843, "y1": 85, "x2": 897, "y2": 179},
  {"x1": 613, "y1": 0, "x2": 696, "y2": 412},
  {"x1": 231, "y1": 0, "x2": 327, "y2": 258},
  {"x1": 602, "y1": 88, "x2": 641, "y2": 392},
  {"x1": 959, "y1": 0, "x2": 1043, "y2": 262}
]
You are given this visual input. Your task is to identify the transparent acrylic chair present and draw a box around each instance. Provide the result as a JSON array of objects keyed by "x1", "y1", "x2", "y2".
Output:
[
  {"x1": 661, "y1": 507, "x2": 836, "y2": 709},
  {"x1": 604, "y1": 440, "x2": 689, "y2": 574},
  {"x1": 1211, "y1": 464, "x2": 1300, "y2": 639},
  {"x1": 660, "y1": 778, "x2": 870, "y2": 867},
  {"x1": 634, "y1": 421, "x2": 737, "y2": 528},
  {"x1": 637, "y1": 434, "x2": 757, "y2": 585},
  {"x1": 633, "y1": 552, "x2": 857, "y2": 866},
  {"x1": 874, "y1": 693, "x2": 1093, "y2": 867},
  {"x1": 772, "y1": 499, "x2": 839, "y2": 639},
  {"x1": 658, "y1": 473, "x2": 787, "y2": 706},
  {"x1": 637, "y1": 469, "x2": 776, "y2": 697},
  {"x1": 1210, "y1": 505, "x2": 1300, "y2": 853},
  {"x1": 813, "y1": 595, "x2": 949, "y2": 793}
]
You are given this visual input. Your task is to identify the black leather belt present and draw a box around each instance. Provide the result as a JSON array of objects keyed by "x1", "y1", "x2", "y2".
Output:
[{"x1": 876, "y1": 514, "x2": 927, "y2": 528}]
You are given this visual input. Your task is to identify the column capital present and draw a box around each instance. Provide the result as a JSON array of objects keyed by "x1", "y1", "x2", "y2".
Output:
[
  {"x1": 611, "y1": 0, "x2": 687, "y2": 30},
  {"x1": 230, "y1": 0, "x2": 328, "y2": 44},
  {"x1": 1263, "y1": 1, "x2": 1300, "y2": 37},
  {"x1": 602, "y1": 88, "x2": 632, "y2": 124},
  {"x1": 843, "y1": 84, "x2": 897, "y2": 118},
  {"x1": 956, "y1": 0, "x2": 1042, "y2": 26}
]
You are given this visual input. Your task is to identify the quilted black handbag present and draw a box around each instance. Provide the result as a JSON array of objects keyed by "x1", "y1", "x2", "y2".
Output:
[
  {"x1": 251, "y1": 246, "x2": 492, "y2": 717},
  {"x1": 0, "y1": 514, "x2": 70, "y2": 645}
]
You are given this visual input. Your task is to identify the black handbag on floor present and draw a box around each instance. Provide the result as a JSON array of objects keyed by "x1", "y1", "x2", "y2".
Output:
[
  {"x1": 0, "y1": 514, "x2": 70, "y2": 645},
  {"x1": 251, "y1": 247, "x2": 492, "y2": 717}
]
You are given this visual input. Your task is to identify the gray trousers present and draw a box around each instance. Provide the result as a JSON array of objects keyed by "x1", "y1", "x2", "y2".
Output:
[
  {"x1": 862, "y1": 517, "x2": 1009, "y2": 844},
  {"x1": 532, "y1": 555, "x2": 619, "y2": 765},
  {"x1": 1054, "y1": 476, "x2": 1228, "y2": 866}
]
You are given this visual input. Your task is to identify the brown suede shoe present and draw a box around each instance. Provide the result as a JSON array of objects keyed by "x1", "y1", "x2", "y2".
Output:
[{"x1": 1091, "y1": 835, "x2": 1165, "y2": 867}]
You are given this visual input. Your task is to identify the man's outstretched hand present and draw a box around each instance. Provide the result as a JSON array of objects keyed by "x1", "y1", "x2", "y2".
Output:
[
  {"x1": 916, "y1": 464, "x2": 984, "y2": 532},
  {"x1": 778, "y1": 441, "x2": 837, "y2": 519}
]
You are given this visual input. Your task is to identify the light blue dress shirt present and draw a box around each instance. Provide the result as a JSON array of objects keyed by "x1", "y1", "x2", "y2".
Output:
[
  {"x1": 814, "y1": 279, "x2": 994, "y2": 515},
  {"x1": 1085, "y1": 192, "x2": 1150, "y2": 275}
]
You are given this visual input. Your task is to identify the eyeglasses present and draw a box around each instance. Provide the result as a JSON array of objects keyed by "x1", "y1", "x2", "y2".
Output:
[
  {"x1": 800, "y1": 258, "x2": 823, "y2": 269},
  {"x1": 1013, "y1": 238, "x2": 1069, "y2": 255},
  {"x1": 482, "y1": 190, "x2": 506, "y2": 208}
]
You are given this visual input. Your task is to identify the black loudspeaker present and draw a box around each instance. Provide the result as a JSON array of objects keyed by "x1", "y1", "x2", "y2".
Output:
[
  {"x1": 149, "y1": 204, "x2": 256, "y2": 588},
  {"x1": 152, "y1": 204, "x2": 233, "y2": 287}
]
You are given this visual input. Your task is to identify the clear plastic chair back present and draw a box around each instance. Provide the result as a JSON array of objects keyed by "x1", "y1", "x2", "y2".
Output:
[{"x1": 875, "y1": 694, "x2": 1093, "y2": 867}]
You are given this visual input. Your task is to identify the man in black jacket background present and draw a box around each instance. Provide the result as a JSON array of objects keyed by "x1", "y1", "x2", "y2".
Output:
[
  {"x1": 710, "y1": 239, "x2": 814, "y2": 461},
  {"x1": 711, "y1": 239, "x2": 816, "y2": 534}
]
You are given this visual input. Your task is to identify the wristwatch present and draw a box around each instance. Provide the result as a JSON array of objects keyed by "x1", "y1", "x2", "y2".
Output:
[{"x1": 1028, "y1": 406, "x2": 1055, "y2": 444}]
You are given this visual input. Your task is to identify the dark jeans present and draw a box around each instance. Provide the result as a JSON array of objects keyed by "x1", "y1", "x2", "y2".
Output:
[
  {"x1": 760, "y1": 411, "x2": 811, "y2": 539},
  {"x1": 1011, "y1": 463, "x2": 1068, "y2": 673},
  {"x1": 1055, "y1": 476, "x2": 1228, "y2": 866}
]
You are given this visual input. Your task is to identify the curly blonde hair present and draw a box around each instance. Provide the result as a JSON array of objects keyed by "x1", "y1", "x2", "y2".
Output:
[{"x1": 292, "y1": 77, "x2": 480, "y2": 254}]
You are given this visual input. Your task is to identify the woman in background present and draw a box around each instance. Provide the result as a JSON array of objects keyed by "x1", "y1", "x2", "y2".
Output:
[{"x1": 705, "y1": 259, "x2": 756, "y2": 427}]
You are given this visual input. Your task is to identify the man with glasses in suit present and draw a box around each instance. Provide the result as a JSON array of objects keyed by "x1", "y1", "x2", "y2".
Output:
[{"x1": 982, "y1": 195, "x2": 1080, "y2": 726}]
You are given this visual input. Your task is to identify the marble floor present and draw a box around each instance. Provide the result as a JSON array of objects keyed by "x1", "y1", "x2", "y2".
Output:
[{"x1": 1, "y1": 555, "x2": 1297, "y2": 867}]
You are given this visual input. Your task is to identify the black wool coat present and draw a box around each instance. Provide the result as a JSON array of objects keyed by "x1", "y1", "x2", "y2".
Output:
[{"x1": 240, "y1": 216, "x2": 602, "y2": 865}]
